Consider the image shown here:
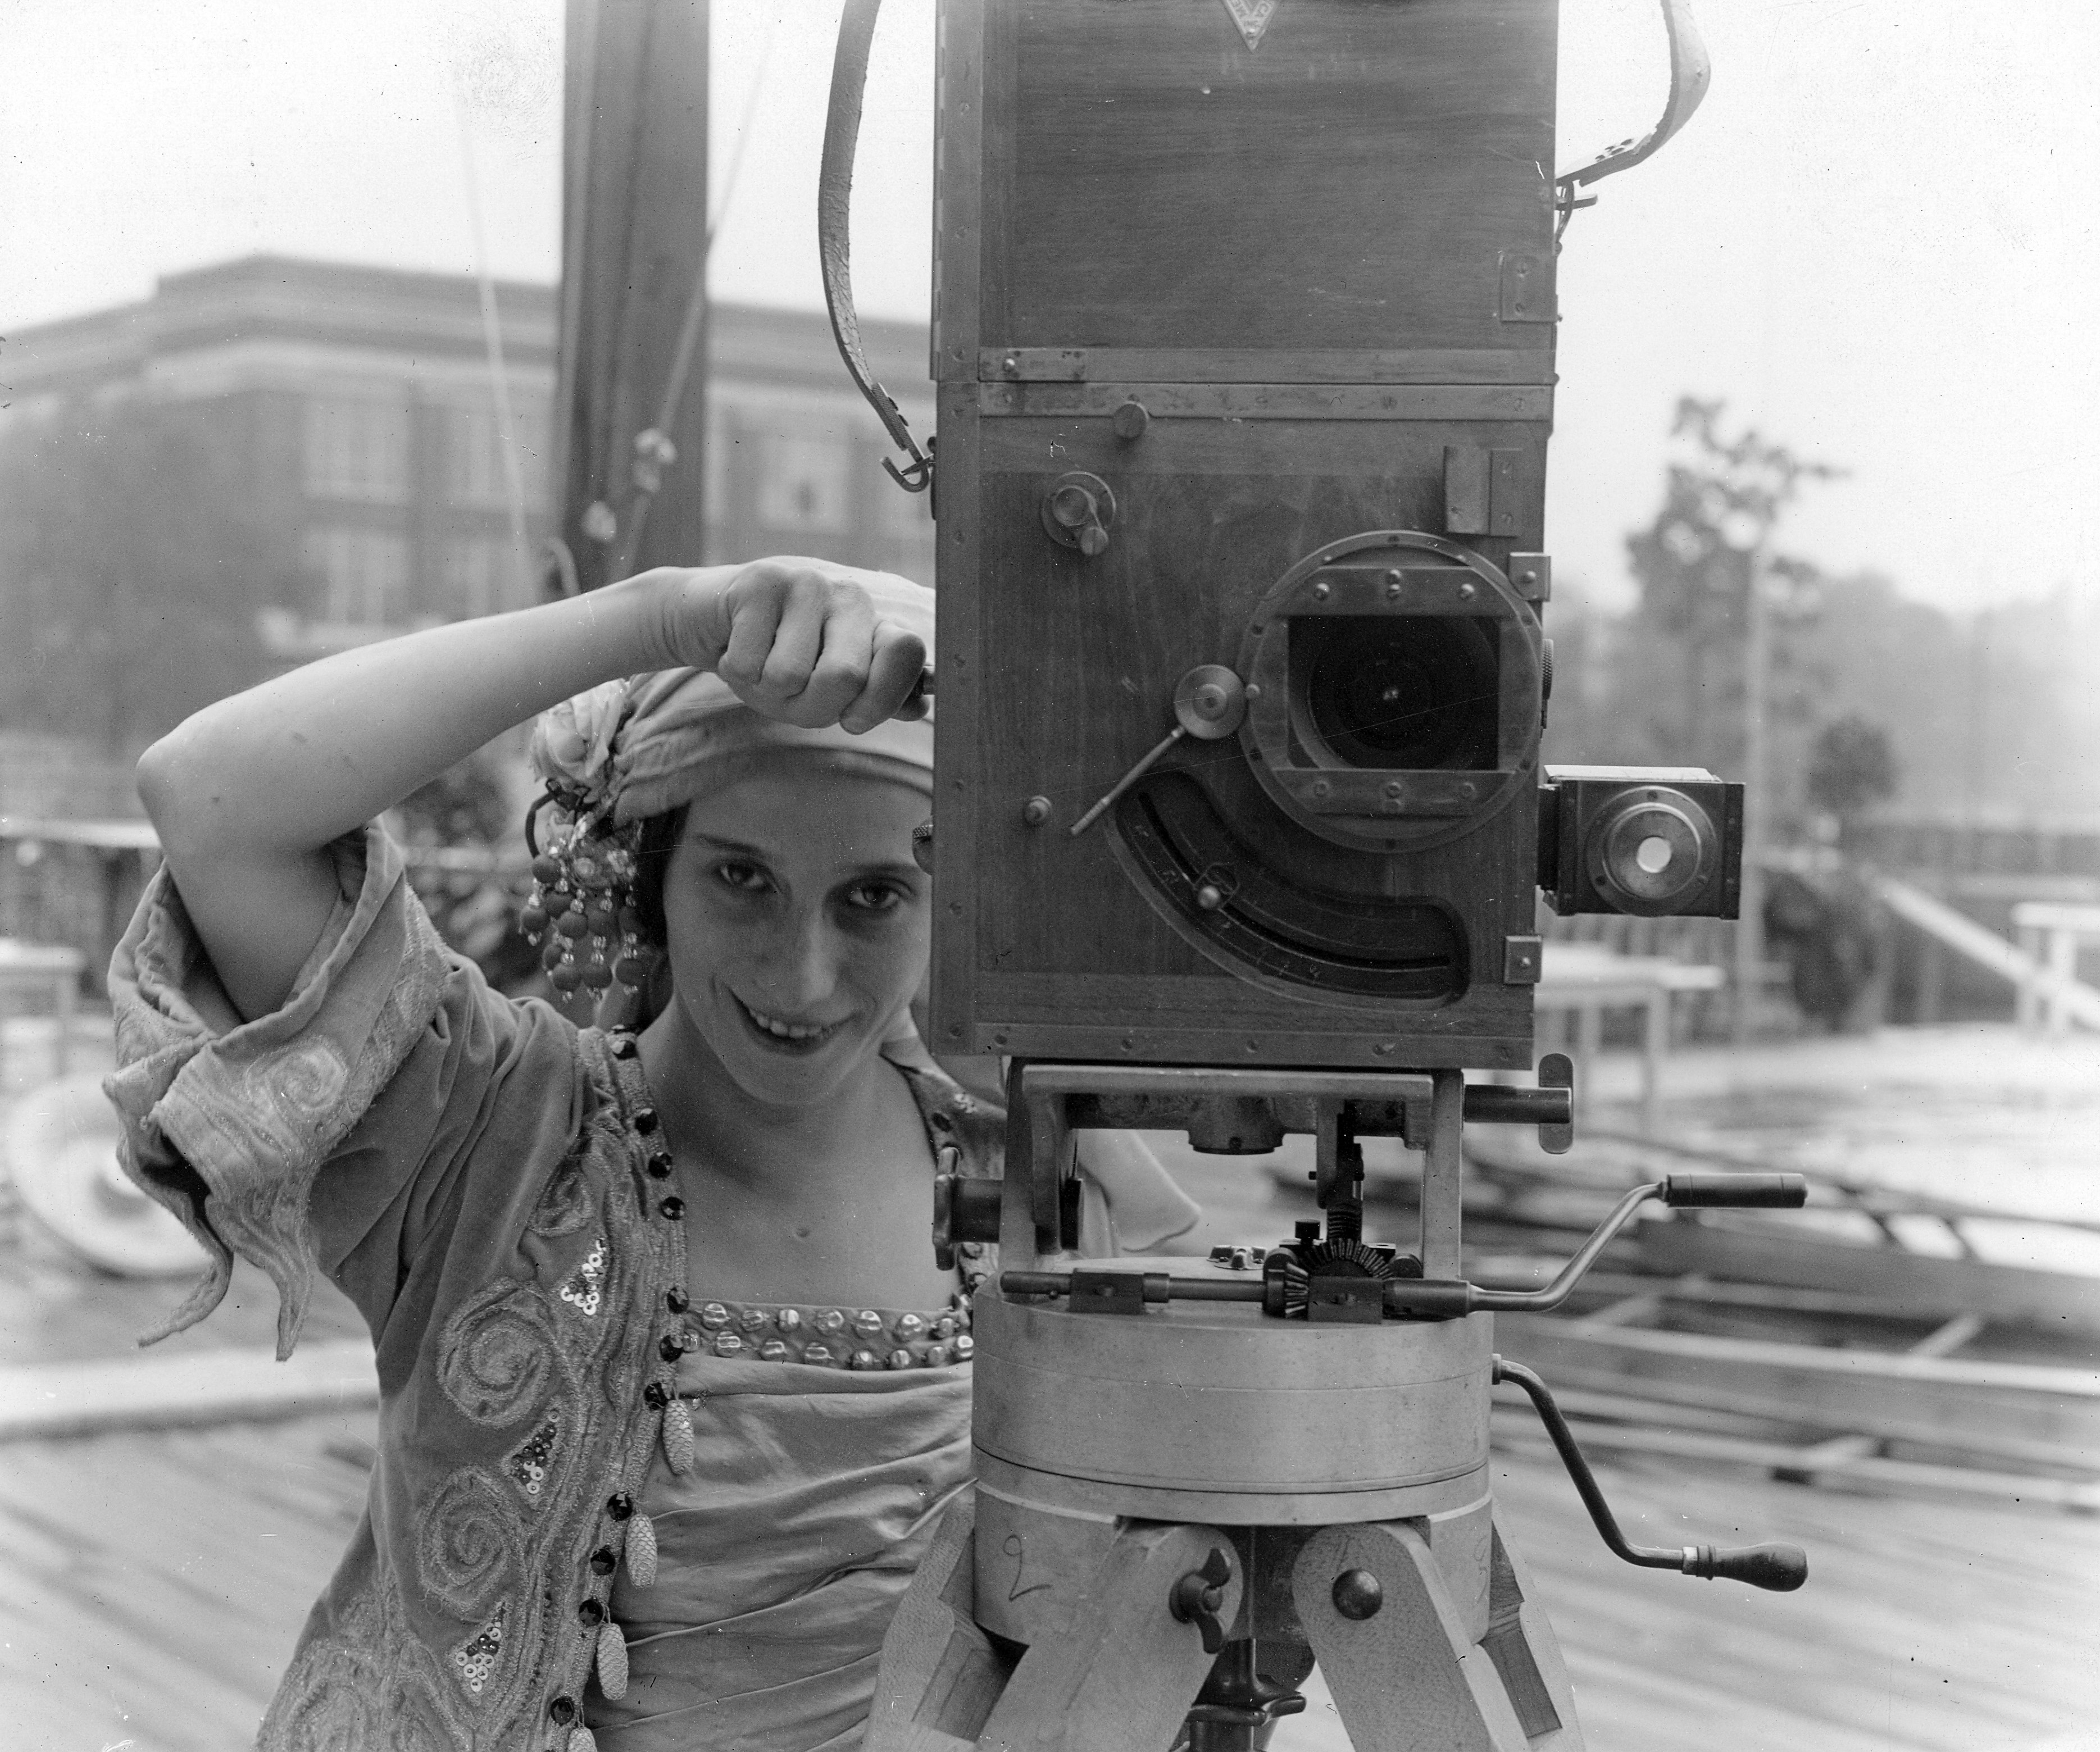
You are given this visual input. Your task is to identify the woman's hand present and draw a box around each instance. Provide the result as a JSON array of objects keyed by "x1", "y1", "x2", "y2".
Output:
[{"x1": 662, "y1": 559, "x2": 928, "y2": 734}]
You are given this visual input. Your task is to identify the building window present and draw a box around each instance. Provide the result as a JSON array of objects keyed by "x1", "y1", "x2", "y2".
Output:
[
  {"x1": 305, "y1": 397, "x2": 412, "y2": 504},
  {"x1": 442, "y1": 404, "x2": 552, "y2": 513},
  {"x1": 441, "y1": 536, "x2": 522, "y2": 620},
  {"x1": 443, "y1": 406, "x2": 504, "y2": 510},
  {"x1": 305, "y1": 526, "x2": 412, "y2": 625},
  {"x1": 515, "y1": 409, "x2": 552, "y2": 507},
  {"x1": 756, "y1": 435, "x2": 850, "y2": 533}
]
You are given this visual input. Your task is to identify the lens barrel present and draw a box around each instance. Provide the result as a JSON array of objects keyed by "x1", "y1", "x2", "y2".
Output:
[{"x1": 1298, "y1": 616, "x2": 1501, "y2": 773}]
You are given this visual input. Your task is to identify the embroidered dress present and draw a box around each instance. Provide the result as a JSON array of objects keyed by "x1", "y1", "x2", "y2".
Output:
[{"x1": 103, "y1": 825, "x2": 1002, "y2": 1752}]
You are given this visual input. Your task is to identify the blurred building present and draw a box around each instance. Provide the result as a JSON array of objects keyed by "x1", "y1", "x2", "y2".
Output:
[
  {"x1": 0, "y1": 256, "x2": 937, "y2": 980},
  {"x1": 0, "y1": 253, "x2": 936, "y2": 663}
]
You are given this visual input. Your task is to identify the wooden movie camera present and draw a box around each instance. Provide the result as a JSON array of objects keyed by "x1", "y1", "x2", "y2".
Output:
[{"x1": 819, "y1": 3, "x2": 1803, "y2": 1750}]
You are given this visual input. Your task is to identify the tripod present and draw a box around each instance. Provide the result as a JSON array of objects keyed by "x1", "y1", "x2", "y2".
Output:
[{"x1": 865, "y1": 1064, "x2": 1807, "y2": 1752}]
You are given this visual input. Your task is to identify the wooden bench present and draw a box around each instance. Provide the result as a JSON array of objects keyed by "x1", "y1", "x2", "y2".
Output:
[
  {"x1": 2010, "y1": 900, "x2": 2100, "y2": 1035},
  {"x1": 1533, "y1": 943, "x2": 1725, "y2": 1134}
]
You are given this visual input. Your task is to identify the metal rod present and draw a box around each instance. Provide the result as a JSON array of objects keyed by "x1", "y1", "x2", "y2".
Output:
[
  {"x1": 1460, "y1": 1182, "x2": 1663, "y2": 1312},
  {"x1": 1493, "y1": 1356, "x2": 1808, "y2": 1591},
  {"x1": 1068, "y1": 727, "x2": 1185, "y2": 838},
  {"x1": 999, "y1": 1270, "x2": 1263, "y2": 1303},
  {"x1": 1494, "y1": 1358, "x2": 1676, "y2": 1569}
]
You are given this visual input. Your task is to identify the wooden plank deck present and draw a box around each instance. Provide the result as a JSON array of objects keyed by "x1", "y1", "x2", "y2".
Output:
[
  {"x1": 1, "y1": 1022, "x2": 2094, "y2": 1749},
  {"x1": 0, "y1": 1411, "x2": 373, "y2": 1751},
  {"x1": 0, "y1": 1403, "x2": 2092, "y2": 1752}
]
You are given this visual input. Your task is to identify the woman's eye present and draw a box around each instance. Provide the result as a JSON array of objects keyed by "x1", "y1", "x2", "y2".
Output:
[
  {"x1": 844, "y1": 881, "x2": 904, "y2": 913},
  {"x1": 714, "y1": 862, "x2": 771, "y2": 894}
]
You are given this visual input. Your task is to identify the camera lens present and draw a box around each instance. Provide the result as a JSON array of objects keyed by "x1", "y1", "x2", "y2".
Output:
[
  {"x1": 1298, "y1": 616, "x2": 1499, "y2": 770},
  {"x1": 1588, "y1": 789, "x2": 1716, "y2": 914}
]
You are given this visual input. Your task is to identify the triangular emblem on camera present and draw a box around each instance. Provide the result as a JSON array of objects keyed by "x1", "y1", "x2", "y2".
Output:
[{"x1": 1220, "y1": 0, "x2": 1281, "y2": 51}]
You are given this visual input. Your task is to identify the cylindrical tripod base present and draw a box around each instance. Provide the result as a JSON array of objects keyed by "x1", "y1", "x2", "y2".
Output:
[{"x1": 973, "y1": 1284, "x2": 1493, "y2": 1510}]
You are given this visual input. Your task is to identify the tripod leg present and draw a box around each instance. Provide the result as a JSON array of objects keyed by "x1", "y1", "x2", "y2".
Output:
[
  {"x1": 975, "y1": 1522, "x2": 1244, "y2": 1752},
  {"x1": 1292, "y1": 1521, "x2": 1581, "y2": 1751},
  {"x1": 867, "y1": 1492, "x2": 1016, "y2": 1752},
  {"x1": 1477, "y1": 1516, "x2": 1583, "y2": 1748}
]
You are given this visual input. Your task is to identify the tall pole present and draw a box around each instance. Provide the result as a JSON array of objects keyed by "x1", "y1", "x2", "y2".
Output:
[
  {"x1": 1733, "y1": 543, "x2": 1769, "y2": 1046},
  {"x1": 556, "y1": 0, "x2": 711, "y2": 596}
]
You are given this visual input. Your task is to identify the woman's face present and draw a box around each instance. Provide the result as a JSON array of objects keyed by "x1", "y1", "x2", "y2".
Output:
[{"x1": 656, "y1": 764, "x2": 931, "y2": 1115}]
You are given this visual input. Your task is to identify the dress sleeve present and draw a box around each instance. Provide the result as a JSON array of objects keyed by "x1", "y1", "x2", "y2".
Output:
[{"x1": 102, "y1": 823, "x2": 553, "y2": 1358}]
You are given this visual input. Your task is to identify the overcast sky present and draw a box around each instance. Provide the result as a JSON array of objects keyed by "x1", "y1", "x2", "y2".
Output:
[{"x1": 2, "y1": 0, "x2": 2093, "y2": 617}]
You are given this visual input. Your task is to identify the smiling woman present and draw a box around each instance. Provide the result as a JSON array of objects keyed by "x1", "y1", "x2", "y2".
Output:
[{"x1": 103, "y1": 557, "x2": 1199, "y2": 1752}]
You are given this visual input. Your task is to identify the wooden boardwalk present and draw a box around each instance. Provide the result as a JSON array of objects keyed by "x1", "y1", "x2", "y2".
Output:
[
  {"x1": 0, "y1": 1402, "x2": 2093, "y2": 1752},
  {"x1": 1, "y1": 1022, "x2": 2095, "y2": 1749}
]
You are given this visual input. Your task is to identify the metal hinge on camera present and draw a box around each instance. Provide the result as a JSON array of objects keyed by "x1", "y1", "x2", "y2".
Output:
[
  {"x1": 1443, "y1": 448, "x2": 1535, "y2": 540},
  {"x1": 1498, "y1": 251, "x2": 1556, "y2": 324}
]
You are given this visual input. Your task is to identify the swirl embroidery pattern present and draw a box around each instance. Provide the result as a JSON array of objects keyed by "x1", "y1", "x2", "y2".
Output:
[
  {"x1": 437, "y1": 1280, "x2": 568, "y2": 1426},
  {"x1": 417, "y1": 1467, "x2": 528, "y2": 1621},
  {"x1": 528, "y1": 1139, "x2": 597, "y2": 1237}
]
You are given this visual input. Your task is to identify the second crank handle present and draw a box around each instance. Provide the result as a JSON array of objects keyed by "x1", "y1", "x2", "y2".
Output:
[{"x1": 1494, "y1": 1357, "x2": 1808, "y2": 1593}]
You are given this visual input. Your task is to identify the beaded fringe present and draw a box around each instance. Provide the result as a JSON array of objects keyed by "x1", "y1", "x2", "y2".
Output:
[
  {"x1": 596, "y1": 1621, "x2": 629, "y2": 1699},
  {"x1": 624, "y1": 1511, "x2": 658, "y2": 1588},
  {"x1": 661, "y1": 1397, "x2": 695, "y2": 1475}
]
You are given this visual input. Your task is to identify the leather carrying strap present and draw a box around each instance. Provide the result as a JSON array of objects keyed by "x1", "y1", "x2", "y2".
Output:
[
  {"x1": 821, "y1": 0, "x2": 933, "y2": 494},
  {"x1": 1558, "y1": 0, "x2": 1711, "y2": 194}
]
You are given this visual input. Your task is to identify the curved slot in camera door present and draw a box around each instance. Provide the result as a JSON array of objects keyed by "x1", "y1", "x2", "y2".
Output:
[{"x1": 1110, "y1": 770, "x2": 1466, "y2": 1005}]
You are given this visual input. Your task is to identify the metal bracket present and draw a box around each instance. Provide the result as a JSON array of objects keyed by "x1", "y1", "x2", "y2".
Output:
[
  {"x1": 1497, "y1": 252, "x2": 1554, "y2": 325},
  {"x1": 1069, "y1": 1268, "x2": 1165, "y2": 1315},
  {"x1": 1445, "y1": 448, "x2": 1534, "y2": 537},
  {"x1": 1502, "y1": 934, "x2": 1543, "y2": 985}
]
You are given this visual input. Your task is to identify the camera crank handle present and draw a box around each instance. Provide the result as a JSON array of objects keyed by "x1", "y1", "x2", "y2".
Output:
[
  {"x1": 902, "y1": 668, "x2": 938, "y2": 873},
  {"x1": 1660, "y1": 1171, "x2": 1807, "y2": 1208},
  {"x1": 1494, "y1": 1357, "x2": 1808, "y2": 1593},
  {"x1": 894, "y1": 663, "x2": 935, "y2": 722}
]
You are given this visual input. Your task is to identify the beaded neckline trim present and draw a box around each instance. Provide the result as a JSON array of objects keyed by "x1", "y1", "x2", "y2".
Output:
[{"x1": 664, "y1": 1296, "x2": 976, "y2": 1370}]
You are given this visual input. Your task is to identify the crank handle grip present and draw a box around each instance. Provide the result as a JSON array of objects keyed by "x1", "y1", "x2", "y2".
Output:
[
  {"x1": 1661, "y1": 1172, "x2": 1806, "y2": 1209},
  {"x1": 894, "y1": 665, "x2": 935, "y2": 722},
  {"x1": 1681, "y1": 1541, "x2": 1809, "y2": 1592}
]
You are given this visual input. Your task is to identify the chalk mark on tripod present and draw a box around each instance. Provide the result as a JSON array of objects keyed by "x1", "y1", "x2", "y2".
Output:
[{"x1": 1001, "y1": 1533, "x2": 1053, "y2": 1601}]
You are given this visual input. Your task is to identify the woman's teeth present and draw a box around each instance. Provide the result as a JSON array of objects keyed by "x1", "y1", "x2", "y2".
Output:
[{"x1": 741, "y1": 1001, "x2": 831, "y2": 1041}]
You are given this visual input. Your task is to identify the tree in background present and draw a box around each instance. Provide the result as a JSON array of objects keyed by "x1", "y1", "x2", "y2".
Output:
[
  {"x1": 1581, "y1": 402, "x2": 1834, "y2": 824},
  {"x1": 1806, "y1": 714, "x2": 1900, "y2": 843},
  {"x1": 0, "y1": 402, "x2": 287, "y2": 756}
]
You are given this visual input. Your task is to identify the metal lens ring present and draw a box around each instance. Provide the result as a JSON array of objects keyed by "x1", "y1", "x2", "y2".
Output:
[
  {"x1": 1588, "y1": 789, "x2": 1715, "y2": 914},
  {"x1": 1236, "y1": 529, "x2": 1543, "y2": 853}
]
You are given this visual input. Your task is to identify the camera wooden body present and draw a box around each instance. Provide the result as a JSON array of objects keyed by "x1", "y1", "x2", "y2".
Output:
[{"x1": 928, "y1": 0, "x2": 1561, "y2": 1071}]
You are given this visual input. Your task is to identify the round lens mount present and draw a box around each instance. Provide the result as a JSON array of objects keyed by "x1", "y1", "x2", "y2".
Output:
[
  {"x1": 1587, "y1": 789, "x2": 1716, "y2": 915},
  {"x1": 1236, "y1": 530, "x2": 1543, "y2": 852}
]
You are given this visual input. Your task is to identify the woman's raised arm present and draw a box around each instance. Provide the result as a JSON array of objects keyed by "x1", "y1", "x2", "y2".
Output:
[{"x1": 135, "y1": 560, "x2": 926, "y2": 1022}]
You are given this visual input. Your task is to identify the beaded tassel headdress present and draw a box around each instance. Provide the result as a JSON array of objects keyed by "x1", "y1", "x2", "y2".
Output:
[
  {"x1": 521, "y1": 578, "x2": 938, "y2": 1004},
  {"x1": 520, "y1": 789, "x2": 651, "y2": 1001}
]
